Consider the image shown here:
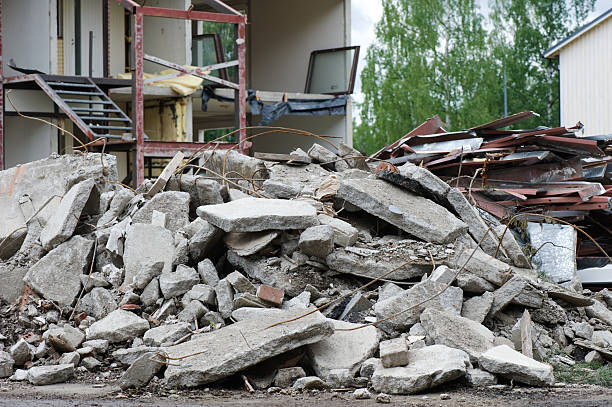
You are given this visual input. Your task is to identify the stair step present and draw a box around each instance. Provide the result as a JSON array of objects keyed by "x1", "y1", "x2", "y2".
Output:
[
  {"x1": 79, "y1": 115, "x2": 131, "y2": 122},
  {"x1": 72, "y1": 107, "x2": 122, "y2": 113},
  {"x1": 46, "y1": 81, "x2": 96, "y2": 88},
  {"x1": 63, "y1": 99, "x2": 114, "y2": 104},
  {"x1": 55, "y1": 90, "x2": 105, "y2": 96},
  {"x1": 89, "y1": 124, "x2": 132, "y2": 131}
]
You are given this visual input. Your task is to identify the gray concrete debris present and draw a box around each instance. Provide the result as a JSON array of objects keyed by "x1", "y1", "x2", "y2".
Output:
[
  {"x1": 531, "y1": 298, "x2": 567, "y2": 326},
  {"x1": 178, "y1": 300, "x2": 208, "y2": 323},
  {"x1": 274, "y1": 367, "x2": 306, "y2": 388},
  {"x1": 542, "y1": 283, "x2": 594, "y2": 307},
  {"x1": 119, "y1": 351, "x2": 166, "y2": 390},
  {"x1": 40, "y1": 178, "x2": 95, "y2": 250},
  {"x1": 307, "y1": 143, "x2": 338, "y2": 169},
  {"x1": 354, "y1": 388, "x2": 371, "y2": 400},
  {"x1": 461, "y1": 292, "x2": 494, "y2": 324},
  {"x1": 421, "y1": 308, "x2": 495, "y2": 362},
  {"x1": 337, "y1": 178, "x2": 467, "y2": 244},
  {"x1": 231, "y1": 307, "x2": 290, "y2": 322},
  {"x1": 197, "y1": 198, "x2": 319, "y2": 233},
  {"x1": 0, "y1": 153, "x2": 117, "y2": 255},
  {"x1": 585, "y1": 350, "x2": 604, "y2": 364},
  {"x1": 0, "y1": 351, "x2": 15, "y2": 378},
  {"x1": 379, "y1": 283, "x2": 404, "y2": 302},
  {"x1": 299, "y1": 225, "x2": 334, "y2": 258},
  {"x1": 214, "y1": 278, "x2": 234, "y2": 319},
  {"x1": 133, "y1": 261, "x2": 164, "y2": 290},
  {"x1": 263, "y1": 179, "x2": 303, "y2": 199},
  {"x1": 132, "y1": 191, "x2": 190, "y2": 233},
  {"x1": 75, "y1": 287, "x2": 118, "y2": 319},
  {"x1": 197, "y1": 259, "x2": 220, "y2": 286},
  {"x1": 339, "y1": 293, "x2": 373, "y2": 321},
  {"x1": 163, "y1": 309, "x2": 333, "y2": 388},
  {"x1": 123, "y1": 223, "x2": 174, "y2": 287},
  {"x1": 466, "y1": 368, "x2": 497, "y2": 387},
  {"x1": 455, "y1": 272, "x2": 496, "y2": 294},
  {"x1": 141, "y1": 279, "x2": 161, "y2": 308},
  {"x1": 488, "y1": 275, "x2": 529, "y2": 317},
  {"x1": 97, "y1": 187, "x2": 134, "y2": 228},
  {"x1": 182, "y1": 284, "x2": 216, "y2": 307},
  {"x1": 233, "y1": 293, "x2": 268, "y2": 310},
  {"x1": 44, "y1": 325, "x2": 85, "y2": 352},
  {"x1": 572, "y1": 321, "x2": 594, "y2": 340},
  {"x1": 478, "y1": 345, "x2": 554, "y2": 386},
  {"x1": 585, "y1": 299, "x2": 612, "y2": 327},
  {"x1": 0, "y1": 264, "x2": 29, "y2": 303},
  {"x1": 199, "y1": 150, "x2": 269, "y2": 189},
  {"x1": 447, "y1": 237, "x2": 512, "y2": 286},
  {"x1": 9, "y1": 339, "x2": 32, "y2": 366},
  {"x1": 112, "y1": 346, "x2": 160, "y2": 367},
  {"x1": 58, "y1": 351, "x2": 80, "y2": 367},
  {"x1": 307, "y1": 319, "x2": 378, "y2": 379},
  {"x1": 23, "y1": 236, "x2": 94, "y2": 306},
  {"x1": 188, "y1": 220, "x2": 223, "y2": 262},
  {"x1": 144, "y1": 323, "x2": 191, "y2": 347},
  {"x1": 592, "y1": 330, "x2": 612, "y2": 348},
  {"x1": 159, "y1": 265, "x2": 200, "y2": 299},
  {"x1": 80, "y1": 272, "x2": 111, "y2": 292},
  {"x1": 82, "y1": 339, "x2": 108, "y2": 354},
  {"x1": 27, "y1": 364, "x2": 74, "y2": 386},
  {"x1": 527, "y1": 222, "x2": 576, "y2": 283},
  {"x1": 177, "y1": 175, "x2": 224, "y2": 212},
  {"x1": 224, "y1": 231, "x2": 278, "y2": 257},
  {"x1": 316, "y1": 214, "x2": 358, "y2": 247},
  {"x1": 379, "y1": 337, "x2": 409, "y2": 368},
  {"x1": 374, "y1": 279, "x2": 463, "y2": 335},
  {"x1": 429, "y1": 265, "x2": 456, "y2": 285},
  {"x1": 292, "y1": 376, "x2": 330, "y2": 391},
  {"x1": 380, "y1": 162, "x2": 450, "y2": 203},
  {"x1": 371, "y1": 345, "x2": 470, "y2": 394},
  {"x1": 226, "y1": 271, "x2": 256, "y2": 295},
  {"x1": 338, "y1": 142, "x2": 370, "y2": 172},
  {"x1": 492, "y1": 225, "x2": 531, "y2": 269},
  {"x1": 360, "y1": 358, "x2": 382, "y2": 379},
  {"x1": 86, "y1": 309, "x2": 149, "y2": 343}
]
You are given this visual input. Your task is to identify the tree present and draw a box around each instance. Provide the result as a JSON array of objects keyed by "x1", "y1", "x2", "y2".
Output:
[
  {"x1": 489, "y1": 0, "x2": 595, "y2": 128},
  {"x1": 355, "y1": 0, "x2": 501, "y2": 154}
]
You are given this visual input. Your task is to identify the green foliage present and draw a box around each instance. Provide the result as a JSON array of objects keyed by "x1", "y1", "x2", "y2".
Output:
[
  {"x1": 355, "y1": 0, "x2": 596, "y2": 154},
  {"x1": 554, "y1": 362, "x2": 612, "y2": 386}
]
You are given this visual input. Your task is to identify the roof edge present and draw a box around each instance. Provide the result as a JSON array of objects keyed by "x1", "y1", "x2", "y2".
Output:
[{"x1": 544, "y1": 7, "x2": 612, "y2": 58}]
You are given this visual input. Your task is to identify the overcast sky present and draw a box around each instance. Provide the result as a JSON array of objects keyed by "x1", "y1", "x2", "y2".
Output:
[{"x1": 350, "y1": 0, "x2": 612, "y2": 118}]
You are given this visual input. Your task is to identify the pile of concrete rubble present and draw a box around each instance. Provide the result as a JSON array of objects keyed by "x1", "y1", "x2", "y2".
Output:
[{"x1": 0, "y1": 145, "x2": 611, "y2": 398}]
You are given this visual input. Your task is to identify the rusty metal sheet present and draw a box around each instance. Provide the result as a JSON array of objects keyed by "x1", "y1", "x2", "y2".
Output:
[
  {"x1": 470, "y1": 110, "x2": 540, "y2": 131},
  {"x1": 369, "y1": 115, "x2": 445, "y2": 160}
]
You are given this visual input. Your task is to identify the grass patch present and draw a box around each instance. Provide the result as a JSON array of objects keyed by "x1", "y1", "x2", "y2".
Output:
[{"x1": 554, "y1": 362, "x2": 612, "y2": 386}]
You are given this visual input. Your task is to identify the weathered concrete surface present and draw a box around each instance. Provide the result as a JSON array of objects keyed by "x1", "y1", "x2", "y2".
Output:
[
  {"x1": 119, "y1": 351, "x2": 165, "y2": 390},
  {"x1": 380, "y1": 338, "x2": 409, "y2": 368},
  {"x1": 586, "y1": 299, "x2": 612, "y2": 327},
  {"x1": 132, "y1": 191, "x2": 190, "y2": 233},
  {"x1": 317, "y1": 214, "x2": 358, "y2": 247},
  {"x1": 420, "y1": 308, "x2": 495, "y2": 362},
  {"x1": 27, "y1": 364, "x2": 75, "y2": 386},
  {"x1": 199, "y1": 150, "x2": 269, "y2": 189},
  {"x1": 162, "y1": 310, "x2": 334, "y2": 388},
  {"x1": 188, "y1": 219, "x2": 223, "y2": 262},
  {"x1": 488, "y1": 275, "x2": 529, "y2": 317},
  {"x1": 527, "y1": 222, "x2": 576, "y2": 283},
  {"x1": 461, "y1": 292, "x2": 494, "y2": 323},
  {"x1": 377, "y1": 163, "x2": 450, "y2": 204},
  {"x1": 223, "y1": 231, "x2": 278, "y2": 257},
  {"x1": 446, "y1": 237, "x2": 512, "y2": 286},
  {"x1": 143, "y1": 323, "x2": 191, "y2": 347},
  {"x1": 299, "y1": 225, "x2": 334, "y2": 258},
  {"x1": 123, "y1": 224, "x2": 174, "y2": 287},
  {"x1": 0, "y1": 351, "x2": 15, "y2": 378},
  {"x1": 337, "y1": 178, "x2": 466, "y2": 244},
  {"x1": 86, "y1": 310, "x2": 149, "y2": 343},
  {"x1": 456, "y1": 272, "x2": 496, "y2": 294},
  {"x1": 0, "y1": 153, "x2": 117, "y2": 254},
  {"x1": 478, "y1": 345, "x2": 554, "y2": 386},
  {"x1": 40, "y1": 178, "x2": 95, "y2": 250},
  {"x1": 0, "y1": 264, "x2": 29, "y2": 303},
  {"x1": 307, "y1": 319, "x2": 379, "y2": 379},
  {"x1": 96, "y1": 187, "x2": 134, "y2": 228},
  {"x1": 75, "y1": 288, "x2": 118, "y2": 319},
  {"x1": 159, "y1": 265, "x2": 200, "y2": 299},
  {"x1": 371, "y1": 345, "x2": 470, "y2": 394},
  {"x1": 23, "y1": 236, "x2": 94, "y2": 306},
  {"x1": 197, "y1": 198, "x2": 319, "y2": 232},
  {"x1": 374, "y1": 280, "x2": 463, "y2": 335}
]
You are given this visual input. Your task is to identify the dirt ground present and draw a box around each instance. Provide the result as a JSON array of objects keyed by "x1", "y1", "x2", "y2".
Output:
[{"x1": 1, "y1": 380, "x2": 611, "y2": 407}]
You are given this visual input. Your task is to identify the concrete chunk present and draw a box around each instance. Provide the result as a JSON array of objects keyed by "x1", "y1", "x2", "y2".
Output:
[
  {"x1": 197, "y1": 259, "x2": 219, "y2": 286},
  {"x1": 461, "y1": 292, "x2": 494, "y2": 324},
  {"x1": 144, "y1": 323, "x2": 191, "y2": 347},
  {"x1": 317, "y1": 214, "x2": 358, "y2": 247},
  {"x1": 371, "y1": 345, "x2": 470, "y2": 394},
  {"x1": 123, "y1": 223, "x2": 174, "y2": 287},
  {"x1": 40, "y1": 178, "x2": 95, "y2": 250},
  {"x1": 223, "y1": 231, "x2": 278, "y2": 257},
  {"x1": 23, "y1": 236, "x2": 94, "y2": 306},
  {"x1": 0, "y1": 351, "x2": 15, "y2": 378},
  {"x1": 215, "y1": 278, "x2": 234, "y2": 319},
  {"x1": 197, "y1": 198, "x2": 318, "y2": 232},
  {"x1": 299, "y1": 225, "x2": 334, "y2": 258},
  {"x1": 226, "y1": 271, "x2": 256, "y2": 295},
  {"x1": 86, "y1": 309, "x2": 149, "y2": 343},
  {"x1": 478, "y1": 345, "x2": 554, "y2": 386},
  {"x1": 159, "y1": 265, "x2": 200, "y2": 298},
  {"x1": 162, "y1": 309, "x2": 334, "y2": 388},
  {"x1": 188, "y1": 220, "x2": 223, "y2": 262},
  {"x1": 119, "y1": 351, "x2": 165, "y2": 390},
  {"x1": 420, "y1": 308, "x2": 495, "y2": 362},
  {"x1": 380, "y1": 338, "x2": 409, "y2": 368},
  {"x1": 132, "y1": 191, "x2": 190, "y2": 233},
  {"x1": 27, "y1": 364, "x2": 74, "y2": 385},
  {"x1": 337, "y1": 178, "x2": 466, "y2": 244},
  {"x1": 75, "y1": 287, "x2": 118, "y2": 319}
]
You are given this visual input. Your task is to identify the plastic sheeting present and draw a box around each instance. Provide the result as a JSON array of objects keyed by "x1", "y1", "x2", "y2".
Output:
[{"x1": 201, "y1": 86, "x2": 347, "y2": 126}]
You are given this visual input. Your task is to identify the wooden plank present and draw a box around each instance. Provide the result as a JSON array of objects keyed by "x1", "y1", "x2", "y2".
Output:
[{"x1": 145, "y1": 151, "x2": 185, "y2": 198}]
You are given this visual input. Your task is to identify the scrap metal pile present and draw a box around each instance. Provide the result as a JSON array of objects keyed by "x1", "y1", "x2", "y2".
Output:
[
  {"x1": 0, "y1": 145, "x2": 610, "y2": 399},
  {"x1": 371, "y1": 111, "x2": 612, "y2": 285}
]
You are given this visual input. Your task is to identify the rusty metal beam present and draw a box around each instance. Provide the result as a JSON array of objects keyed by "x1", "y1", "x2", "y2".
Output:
[
  {"x1": 236, "y1": 20, "x2": 247, "y2": 153},
  {"x1": 143, "y1": 54, "x2": 239, "y2": 89},
  {"x1": 131, "y1": 9, "x2": 145, "y2": 186},
  {"x1": 139, "y1": 6, "x2": 246, "y2": 24}
]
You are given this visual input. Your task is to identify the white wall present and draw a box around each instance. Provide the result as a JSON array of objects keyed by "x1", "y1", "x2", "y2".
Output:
[
  {"x1": 110, "y1": 2, "x2": 126, "y2": 76},
  {"x1": 559, "y1": 17, "x2": 612, "y2": 136},
  {"x1": 249, "y1": 0, "x2": 347, "y2": 92},
  {"x1": 143, "y1": 0, "x2": 191, "y2": 73}
]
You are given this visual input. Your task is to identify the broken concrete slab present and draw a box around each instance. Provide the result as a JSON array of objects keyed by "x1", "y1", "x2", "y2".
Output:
[
  {"x1": 308, "y1": 143, "x2": 338, "y2": 169},
  {"x1": 132, "y1": 191, "x2": 190, "y2": 233},
  {"x1": 119, "y1": 351, "x2": 166, "y2": 390},
  {"x1": 86, "y1": 309, "x2": 149, "y2": 343},
  {"x1": 299, "y1": 225, "x2": 334, "y2": 258},
  {"x1": 316, "y1": 214, "x2": 358, "y2": 247},
  {"x1": 337, "y1": 142, "x2": 370, "y2": 172},
  {"x1": 75, "y1": 287, "x2": 118, "y2": 319},
  {"x1": 374, "y1": 279, "x2": 463, "y2": 335},
  {"x1": 112, "y1": 346, "x2": 160, "y2": 367},
  {"x1": 420, "y1": 308, "x2": 495, "y2": 362},
  {"x1": 188, "y1": 220, "x2": 223, "y2": 262},
  {"x1": 27, "y1": 364, "x2": 74, "y2": 386},
  {"x1": 492, "y1": 225, "x2": 531, "y2": 269},
  {"x1": 178, "y1": 300, "x2": 208, "y2": 323},
  {"x1": 307, "y1": 319, "x2": 379, "y2": 379},
  {"x1": 197, "y1": 198, "x2": 319, "y2": 232},
  {"x1": 223, "y1": 231, "x2": 278, "y2": 257},
  {"x1": 461, "y1": 292, "x2": 494, "y2": 324},
  {"x1": 200, "y1": 150, "x2": 269, "y2": 189},
  {"x1": 447, "y1": 238, "x2": 512, "y2": 286},
  {"x1": 586, "y1": 299, "x2": 612, "y2": 327},
  {"x1": 337, "y1": 178, "x2": 466, "y2": 244},
  {"x1": 274, "y1": 367, "x2": 306, "y2": 388},
  {"x1": 488, "y1": 276, "x2": 529, "y2": 317},
  {"x1": 144, "y1": 323, "x2": 191, "y2": 347},
  {"x1": 226, "y1": 270, "x2": 256, "y2": 295},
  {"x1": 23, "y1": 236, "x2": 94, "y2": 306},
  {"x1": 0, "y1": 153, "x2": 117, "y2": 255},
  {"x1": 478, "y1": 345, "x2": 554, "y2": 386},
  {"x1": 123, "y1": 223, "x2": 174, "y2": 288},
  {"x1": 182, "y1": 284, "x2": 216, "y2": 307},
  {"x1": 0, "y1": 264, "x2": 29, "y2": 304},
  {"x1": 214, "y1": 278, "x2": 234, "y2": 319},
  {"x1": 466, "y1": 368, "x2": 497, "y2": 387},
  {"x1": 97, "y1": 187, "x2": 134, "y2": 228},
  {"x1": 162, "y1": 309, "x2": 334, "y2": 388},
  {"x1": 380, "y1": 337, "x2": 409, "y2": 368},
  {"x1": 371, "y1": 345, "x2": 470, "y2": 394},
  {"x1": 159, "y1": 265, "x2": 200, "y2": 299},
  {"x1": 197, "y1": 259, "x2": 219, "y2": 286},
  {"x1": 39, "y1": 178, "x2": 95, "y2": 251},
  {"x1": 541, "y1": 283, "x2": 594, "y2": 307},
  {"x1": 0, "y1": 351, "x2": 15, "y2": 378},
  {"x1": 527, "y1": 222, "x2": 576, "y2": 284},
  {"x1": 177, "y1": 175, "x2": 224, "y2": 213}
]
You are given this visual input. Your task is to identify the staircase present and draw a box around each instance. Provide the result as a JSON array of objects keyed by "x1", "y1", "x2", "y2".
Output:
[{"x1": 33, "y1": 74, "x2": 133, "y2": 141}]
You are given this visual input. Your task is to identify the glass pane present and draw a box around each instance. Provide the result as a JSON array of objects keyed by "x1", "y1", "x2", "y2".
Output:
[
  {"x1": 192, "y1": 37, "x2": 220, "y2": 77},
  {"x1": 308, "y1": 48, "x2": 355, "y2": 94}
]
